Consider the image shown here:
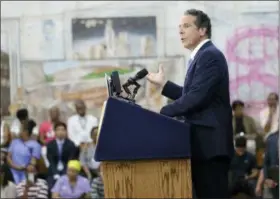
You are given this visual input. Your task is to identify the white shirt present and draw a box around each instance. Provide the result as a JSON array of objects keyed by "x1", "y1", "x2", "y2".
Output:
[
  {"x1": 67, "y1": 114, "x2": 98, "y2": 146},
  {"x1": 190, "y1": 39, "x2": 211, "y2": 60},
  {"x1": 260, "y1": 106, "x2": 279, "y2": 138},
  {"x1": 10, "y1": 119, "x2": 21, "y2": 136},
  {"x1": 1, "y1": 121, "x2": 5, "y2": 145}
]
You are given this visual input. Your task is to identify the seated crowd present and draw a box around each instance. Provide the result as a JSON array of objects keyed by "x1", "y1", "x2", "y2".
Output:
[{"x1": 0, "y1": 93, "x2": 279, "y2": 199}]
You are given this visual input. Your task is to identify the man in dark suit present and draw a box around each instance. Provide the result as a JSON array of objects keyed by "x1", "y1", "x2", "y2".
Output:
[
  {"x1": 147, "y1": 9, "x2": 234, "y2": 198},
  {"x1": 46, "y1": 122, "x2": 78, "y2": 188}
]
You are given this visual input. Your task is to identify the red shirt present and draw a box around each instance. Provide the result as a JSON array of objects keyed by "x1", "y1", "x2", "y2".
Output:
[{"x1": 39, "y1": 121, "x2": 55, "y2": 144}]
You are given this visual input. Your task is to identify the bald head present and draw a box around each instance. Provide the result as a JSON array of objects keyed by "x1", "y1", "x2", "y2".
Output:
[
  {"x1": 75, "y1": 100, "x2": 86, "y2": 117},
  {"x1": 49, "y1": 106, "x2": 60, "y2": 122}
]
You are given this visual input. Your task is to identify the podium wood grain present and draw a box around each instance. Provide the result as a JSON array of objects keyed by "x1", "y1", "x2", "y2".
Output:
[{"x1": 101, "y1": 159, "x2": 192, "y2": 198}]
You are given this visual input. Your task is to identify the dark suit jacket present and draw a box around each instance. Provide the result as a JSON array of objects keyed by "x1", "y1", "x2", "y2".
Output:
[
  {"x1": 160, "y1": 41, "x2": 234, "y2": 160},
  {"x1": 46, "y1": 138, "x2": 78, "y2": 176}
]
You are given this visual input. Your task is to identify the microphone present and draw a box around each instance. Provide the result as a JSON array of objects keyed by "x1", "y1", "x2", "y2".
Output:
[
  {"x1": 123, "y1": 68, "x2": 148, "y2": 88},
  {"x1": 122, "y1": 68, "x2": 148, "y2": 97}
]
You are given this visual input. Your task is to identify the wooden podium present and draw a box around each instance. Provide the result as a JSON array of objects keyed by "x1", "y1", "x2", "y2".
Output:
[{"x1": 95, "y1": 97, "x2": 192, "y2": 198}]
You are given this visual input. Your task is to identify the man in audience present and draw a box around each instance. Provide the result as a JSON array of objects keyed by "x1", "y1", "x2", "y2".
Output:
[
  {"x1": 232, "y1": 100, "x2": 258, "y2": 138},
  {"x1": 260, "y1": 92, "x2": 279, "y2": 139},
  {"x1": 39, "y1": 106, "x2": 61, "y2": 145},
  {"x1": 46, "y1": 122, "x2": 77, "y2": 189},
  {"x1": 67, "y1": 100, "x2": 98, "y2": 147},
  {"x1": 229, "y1": 136, "x2": 259, "y2": 198}
]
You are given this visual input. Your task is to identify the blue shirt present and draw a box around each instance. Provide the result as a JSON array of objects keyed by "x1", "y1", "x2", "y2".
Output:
[{"x1": 8, "y1": 139, "x2": 41, "y2": 184}]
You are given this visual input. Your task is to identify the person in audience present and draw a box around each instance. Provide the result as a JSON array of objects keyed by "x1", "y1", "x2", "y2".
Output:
[
  {"x1": 260, "y1": 92, "x2": 279, "y2": 139},
  {"x1": 10, "y1": 108, "x2": 29, "y2": 138},
  {"x1": 79, "y1": 126, "x2": 100, "y2": 181},
  {"x1": 229, "y1": 136, "x2": 258, "y2": 198},
  {"x1": 0, "y1": 148, "x2": 16, "y2": 198},
  {"x1": 39, "y1": 106, "x2": 61, "y2": 145},
  {"x1": 1, "y1": 111, "x2": 11, "y2": 148},
  {"x1": 91, "y1": 165, "x2": 104, "y2": 199},
  {"x1": 46, "y1": 122, "x2": 78, "y2": 189},
  {"x1": 7, "y1": 120, "x2": 41, "y2": 184},
  {"x1": 15, "y1": 156, "x2": 48, "y2": 198},
  {"x1": 67, "y1": 100, "x2": 98, "y2": 147},
  {"x1": 51, "y1": 160, "x2": 91, "y2": 198},
  {"x1": 262, "y1": 130, "x2": 278, "y2": 199},
  {"x1": 232, "y1": 100, "x2": 258, "y2": 137}
]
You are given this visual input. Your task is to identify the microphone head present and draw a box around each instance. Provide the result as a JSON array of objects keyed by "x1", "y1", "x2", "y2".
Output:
[{"x1": 135, "y1": 68, "x2": 148, "y2": 80}]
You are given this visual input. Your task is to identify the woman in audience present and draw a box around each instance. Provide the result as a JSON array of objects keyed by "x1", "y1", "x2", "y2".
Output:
[
  {"x1": 6, "y1": 120, "x2": 41, "y2": 184},
  {"x1": 51, "y1": 160, "x2": 91, "y2": 198},
  {"x1": 79, "y1": 126, "x2": 100, "y2": 181},
  {"x1": 15, "y1": 156, "x2": 48, "y2": 198}
]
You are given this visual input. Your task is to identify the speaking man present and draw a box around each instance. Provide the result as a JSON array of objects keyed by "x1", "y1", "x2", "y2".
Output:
[{"x1": 147, "y1": 9, "x2": 234, "y2": 198}]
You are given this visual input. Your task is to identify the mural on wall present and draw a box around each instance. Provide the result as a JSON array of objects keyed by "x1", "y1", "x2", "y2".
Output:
[
  {"x1": 21, "y1": 57, "x2": 184, "y2": 122},
  {"x1": 212, "y1": 11, "x2": 278, "y2": 117},
  {"x1": 20, "y1": 16, "x2": 64, "y2": 61},
  {"x1": 227, "y1": 25, "x2": 278, "y2": 116},
  {"x1": 71, "y1": 16, "x2": 157, "y2": 60}
]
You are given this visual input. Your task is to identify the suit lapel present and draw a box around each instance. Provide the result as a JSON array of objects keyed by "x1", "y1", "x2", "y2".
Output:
[{"x1": 183, "y1": 41, "x2": 213, "y2": 89}]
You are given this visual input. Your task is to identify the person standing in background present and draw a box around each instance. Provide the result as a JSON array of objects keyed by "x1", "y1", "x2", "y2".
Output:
[
  {"x1": 67, "y1": 100, "x2": 98, "y2": 147},
  {"x1": 260, "y1": 92, "x2": 279, "y2": 139},
  {"x1": 39, "y1": 106, "x2": 61, "y2": 145}
]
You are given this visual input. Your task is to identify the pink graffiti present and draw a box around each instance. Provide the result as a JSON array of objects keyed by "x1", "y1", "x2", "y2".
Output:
[{"x1": 226, "y1": 26, "x2": 279, "y2": 115}]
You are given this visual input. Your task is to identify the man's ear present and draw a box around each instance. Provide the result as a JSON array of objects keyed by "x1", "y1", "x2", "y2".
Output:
[{"x1": 199, "y1": 27, "x2": 207, "y2": 37}]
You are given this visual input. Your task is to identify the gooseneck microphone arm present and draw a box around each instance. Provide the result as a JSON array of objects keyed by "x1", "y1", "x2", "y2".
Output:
[
  {"x1": 131, "y1": 81, "x2": 140, "y2": 100},
  {"x1": 122, "y1": 68, "x2": 148, "y2": 101}
]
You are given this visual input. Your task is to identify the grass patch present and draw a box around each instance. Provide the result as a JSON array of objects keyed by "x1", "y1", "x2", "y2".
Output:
[{"x1": 45, "y1": 75, "x2": 54, "y2": 82}]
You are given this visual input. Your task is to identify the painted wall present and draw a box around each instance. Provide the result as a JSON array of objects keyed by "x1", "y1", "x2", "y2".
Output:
[{"x1": 1, "y1": 1, "x2": 279, "y2": 119}]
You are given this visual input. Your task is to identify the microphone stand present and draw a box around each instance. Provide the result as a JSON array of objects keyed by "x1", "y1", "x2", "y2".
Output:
[{"x1": 131, "y1": 81, "x2": 140, "y2": 100}]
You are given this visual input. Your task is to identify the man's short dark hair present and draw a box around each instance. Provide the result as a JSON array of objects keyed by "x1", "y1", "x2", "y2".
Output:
[
  {"x1": 232, "y1": 100, "x2": 245, "y2": 111},
  {"x1": 268, "y1": 92, "x2": 279, "y2": 101},
  {"x1": 16, "y1": 108, "x2": 29, "y2": 121},
  {"x1": 54, "y1": 122, "x2": 67, "y2": 130},
  {"x1": 184, "y1": 9, "x2": 212, "y2": 38},
  {"x1": 235, "y1": 136, "x2": 247, "y2": 148}
]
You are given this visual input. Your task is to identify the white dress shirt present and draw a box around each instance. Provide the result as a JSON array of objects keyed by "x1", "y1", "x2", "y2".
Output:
[
  {"x1": 67, "y1": 114, "x2": 98, "y2": 146},
  {"x1": 260, "y1": 106, "x2": 279, "y2": 138},
  {"x1": 190, "y1": 39, "x2": 211, "y2": 60},
  {"x1": 0, "y1": 121, "x2": 5, "y2": 145}
]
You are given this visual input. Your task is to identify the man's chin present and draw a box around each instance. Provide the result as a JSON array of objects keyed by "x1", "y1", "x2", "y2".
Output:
[{"x1": 182, "y1": 43, "x2": 190, "y2": 50}]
